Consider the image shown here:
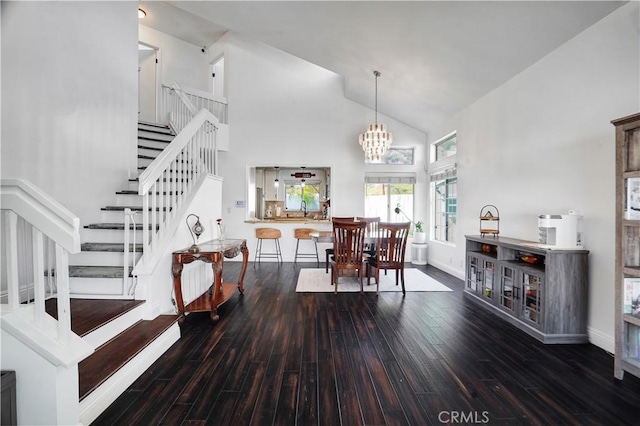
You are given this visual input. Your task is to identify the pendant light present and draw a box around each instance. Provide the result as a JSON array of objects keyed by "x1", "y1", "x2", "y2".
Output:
[
  {"x1": 274, "y1": 166, "x2": 280, "y2": 188},
  {"x1": 359, "y1": 70, "x2": 392, "y2": 162}
]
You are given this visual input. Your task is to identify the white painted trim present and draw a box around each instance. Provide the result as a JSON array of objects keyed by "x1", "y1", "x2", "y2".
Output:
[
  {"x1": 1, "y1": 179, "x2": 81, "y2": 253},
  {"x1": 587, "y1": 326, "x2": 615, "y2": 353},
  {"x1": 82, "y1": 303, "x2": 145, "y2": 348},
  {"x1": 428, "y1": 258, "x2": 465, "y2": 280},
  {"x1": 0, "y1": 304, "x2": 94, "y2": 367},
  {"x1": 79, "y1": 322, "x2": 180, "y2": 426}
]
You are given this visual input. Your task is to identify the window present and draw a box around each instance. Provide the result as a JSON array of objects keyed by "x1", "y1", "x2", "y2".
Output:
[
  {"x1": 430, "y1": 132, "x2": 457, "y2": 244},
  {"x1": 433, "y1": 176, "x2": 457, "y2": 243},
  {"x1": 434, "y1": 133, "x2": 457, "y2": 161},
  {"x1": 364, "y1": 174, "x2": 416, "y2": 224},
  {"x1": 285, "y1": 181, "x2": 320, "y2": 211}
]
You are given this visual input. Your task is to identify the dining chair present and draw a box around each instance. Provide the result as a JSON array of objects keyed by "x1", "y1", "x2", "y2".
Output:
[
  {"x1": 330, "y1": 220, "x2": 367, "y2": 293},
  {"x1": 366, "y1": 222, "x2": 411, "y2": 294},
  {"x1": 325, "y1": 216, "x2": 355, "y2": 273},
  {"x1": 356, "y1": 216, "x2": 380, "y2": 257}
]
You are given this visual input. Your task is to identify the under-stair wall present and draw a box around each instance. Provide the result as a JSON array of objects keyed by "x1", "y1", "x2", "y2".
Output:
[{"x1": 134, "y1": 174, "x2": 223, "y2": 319}]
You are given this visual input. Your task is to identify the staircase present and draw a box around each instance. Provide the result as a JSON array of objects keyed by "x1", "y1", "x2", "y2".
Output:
[
  {"x1": 69, "y1": 122, "x2": 175, "y2": 295},
  {"x1": 65, "y1": 121, "x2": 182, "y2": 423}
]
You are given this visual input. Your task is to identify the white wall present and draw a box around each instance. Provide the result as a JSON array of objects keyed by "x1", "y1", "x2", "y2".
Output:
[
  {"x1": 139, "y1": 24, "x2": 209, "y2": 94},
  {"x1": 204, "y1": 33, "x2": 428, "y2": 261},
  {"x1": 1, "y1": 1, "x2": 138, "y2": 225},
  {"x1": 429, "y1": 2, "x2": 640, "y2": 351}
]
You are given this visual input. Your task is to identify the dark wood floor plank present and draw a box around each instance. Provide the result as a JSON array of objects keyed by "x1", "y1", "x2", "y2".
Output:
[
  {"x1": 297, "y1": 361, "x2": 319, "y2": 425},
  {"x1": 318, "y1": 348, "x2": 340, "y2": 425},
  {"x1": 248, "y1": 353, "x2": 286, "y2": 426},
  {"x1": 94, "y1": 262, "x2": 640, "y2": 426},
  {"x1": 274, "y1": 371, "x2": 299, "y2": 425},
  {"x1": 176, "y1": 337, "x2": 233, "y2": 404}
]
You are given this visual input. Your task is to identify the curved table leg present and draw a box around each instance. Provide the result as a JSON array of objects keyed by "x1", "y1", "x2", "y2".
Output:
[{"x1": 237, "y1": 241, "x2": 249, "y2": 294}]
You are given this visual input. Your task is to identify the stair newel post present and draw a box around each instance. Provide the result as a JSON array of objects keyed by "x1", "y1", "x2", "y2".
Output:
[
  {"x1": 54, "y1": 244, "x2": 71, "y2": 344},
  {"x1": 124, "y1": 208, "x2": 132, "y2": 296},
  {"x1": 142, "y1": 190, "x2": 150, "y2": 257},
  {"x1": 32, "y1": 228, "x2": 46, "y2": 325}
]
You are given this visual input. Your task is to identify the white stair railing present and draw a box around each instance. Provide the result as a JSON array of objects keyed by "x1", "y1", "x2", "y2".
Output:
[
  {"x1": 137, "y1": 109, "x2": 219, "y2": 258},
  {"x1": 1, "y1": 179, "x2": 81, "y2": 345},
  {"x1": 161, "y1": 83, "x2": 228, "y2": 131}
]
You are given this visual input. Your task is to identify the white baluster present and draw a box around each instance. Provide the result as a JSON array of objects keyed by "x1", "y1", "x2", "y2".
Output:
[
  {"x1": 4, "y1": 210, "x2": 20, "y2": 309},
  {"x1": 32, "y1": 228, "x2": 45, "y2": 325}
]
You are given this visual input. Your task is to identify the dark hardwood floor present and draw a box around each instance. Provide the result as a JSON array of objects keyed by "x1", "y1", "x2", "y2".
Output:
[{"x1": 93, "y1": 262, "x2": 640, "y2": 425}]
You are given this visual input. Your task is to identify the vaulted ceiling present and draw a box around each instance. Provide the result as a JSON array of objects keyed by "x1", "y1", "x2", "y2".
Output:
[{"x1": 139, "y1": 1, "x2": 627, "y2": 135}]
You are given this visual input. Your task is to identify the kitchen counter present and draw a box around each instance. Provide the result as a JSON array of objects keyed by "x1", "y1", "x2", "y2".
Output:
[{"x1": 245, "y1": 218, "x2": 331, "y2": 224}]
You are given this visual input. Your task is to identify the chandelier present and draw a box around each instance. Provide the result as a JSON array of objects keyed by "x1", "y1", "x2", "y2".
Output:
[{"x1": 359, "y1": 70, "x2": 392, "y2": 162}]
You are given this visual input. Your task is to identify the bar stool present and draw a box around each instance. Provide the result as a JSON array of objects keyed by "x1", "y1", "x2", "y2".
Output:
[
  {"x1": 255, "y1": 228, "x2": 283, "y2": 264},
  {"x1": 294, "y1": 228, "x2": 319, "y2": 266}
]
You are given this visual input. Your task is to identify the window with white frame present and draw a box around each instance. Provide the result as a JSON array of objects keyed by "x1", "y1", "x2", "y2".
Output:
[
  {"x1": 285, "y1": 181, "x2": 321, "y2": 211},
  {"x1": 430, "y1": 132, "x2": 457, "y2": 244},
  {"x1": 364, "y1": 174, "x2": 416, "y2": 226}
]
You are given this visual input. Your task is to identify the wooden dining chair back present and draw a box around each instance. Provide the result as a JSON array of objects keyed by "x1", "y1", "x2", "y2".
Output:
[
  {"x1": 356, "y1": 216, "x2": 380, "y2": 256},
  {"x1": 325, "y1": 216, "x2": 355, "y2": 273},
  {"x1": 366, "y1": 222, "x2": 411, "y2": 294},
  {"x1": 330, "y1": 220, "x2": 367, "y2": 293}
]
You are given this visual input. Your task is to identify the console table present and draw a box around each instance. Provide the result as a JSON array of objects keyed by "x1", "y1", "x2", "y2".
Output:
[{"x1": 172, "y1": 239, "x2": 249, "y2": 322}]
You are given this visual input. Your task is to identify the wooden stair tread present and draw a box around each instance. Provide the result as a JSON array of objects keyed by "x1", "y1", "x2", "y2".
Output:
[
  {"x1": 45, "y1": 298, "x2": 145, "y2": 337},
  {"x1": 84, "y1": 223, "x2": 157, "y2": 230},
  {"x1": 81, "y1": 242, "x2": 143, "y2": 252},
  {"x1": 100, "y1": 205, "x2": 170, "y2": 212},
  {"x1": 69, "y1": 265, "x2": 133, "y2": 278},
  {"x1": 137, "y1": 144, "x2": 165, "y2": 152},
  {"x1": 78, "y1": 315, "x2": 179, "y2": 401},
  {"x1": 116, "y1": 189, "x2": 182, "y2": 195}
]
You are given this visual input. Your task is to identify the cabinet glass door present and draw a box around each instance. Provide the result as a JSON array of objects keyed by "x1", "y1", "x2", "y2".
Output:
[
  {"x1": 467, "y1": 255, "x2": 479, "y2": 292},
  {"x1": 521, "y1": 272, "x2": 543, "y2": 327},
  {"x1": 500, "y1": 266, "x2": 515, "y2": 312},
  {"x1": 482, "y1": 260, "x2": 495, "y2": 301}
]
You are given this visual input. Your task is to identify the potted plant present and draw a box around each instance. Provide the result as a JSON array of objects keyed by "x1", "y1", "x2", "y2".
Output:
[{"x1": 395, "y1": 204, "x2": 426, "y2": 243}]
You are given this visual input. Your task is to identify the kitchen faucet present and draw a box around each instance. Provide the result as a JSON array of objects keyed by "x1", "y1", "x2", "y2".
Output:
[{"x1": 301, "y1": 200, "x2": 308, "y2": 217}]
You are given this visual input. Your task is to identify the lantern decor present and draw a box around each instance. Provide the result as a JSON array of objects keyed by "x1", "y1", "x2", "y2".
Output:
[
  {"x1": 479, "y1": 205, "x2": 500, "y2": 237},
  {"x1": 186, "y1": 214, "x2": 205, "y2": 252}
]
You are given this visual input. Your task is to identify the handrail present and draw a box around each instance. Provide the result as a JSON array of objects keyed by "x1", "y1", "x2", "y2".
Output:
[
  {"x1": 1, "y1": 179, "x2": 80, "y2": 344},
  {"x1": 161, "y1": 83, "x2": 228, "y2": 128},
  {"x1": 137, "y1": 108, "x2": 219, "y2": 258},
  {"x1": 175, "y1": 83, "x2": 228, "y2": 106},
  {"x1": 138, "y1": 109, "x2": 219, "y2": 194},
  {"x1": 1, "y1": 179, "x2": 81, "y2": 253}
]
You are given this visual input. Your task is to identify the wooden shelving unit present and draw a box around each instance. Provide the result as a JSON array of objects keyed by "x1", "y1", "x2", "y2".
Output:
[{"x1": 613, "y1": 112, "x2": 640, "y2": 380}]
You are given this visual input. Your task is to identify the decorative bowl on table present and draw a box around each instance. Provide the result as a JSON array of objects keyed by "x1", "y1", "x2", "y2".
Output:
[{"x1": 517, "y1": 252, "x2": 542, "y2": 265}]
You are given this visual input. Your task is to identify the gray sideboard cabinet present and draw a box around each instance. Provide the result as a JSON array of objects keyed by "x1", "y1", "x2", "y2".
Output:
[{"x1": 465, "y1": 235, "x2": 589, "y2": 344}]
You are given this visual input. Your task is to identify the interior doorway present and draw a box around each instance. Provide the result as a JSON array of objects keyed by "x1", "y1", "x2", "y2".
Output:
[
  {"x1": 138, "y1": 42, "x2": 158, "y2": 123},
  {"x1": 210, "y1": 56, "x2": 225, "y2": 97}
]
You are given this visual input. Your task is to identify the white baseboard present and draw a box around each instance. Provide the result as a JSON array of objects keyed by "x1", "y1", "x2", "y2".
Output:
[
  {"x1": 78, "y1": 323, "x2": 180, "y2": 425},
  {"x1": 587, "y1": 327, "x2": 614, "y2": 354},
  {"x1": 427, "y1": 258, "x2": 465, "y2": 280}
]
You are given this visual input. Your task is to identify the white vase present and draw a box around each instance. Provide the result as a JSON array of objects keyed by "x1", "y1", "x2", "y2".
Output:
[{"x1": 414, "y1": 232, "x2": 426, "y2": 243}]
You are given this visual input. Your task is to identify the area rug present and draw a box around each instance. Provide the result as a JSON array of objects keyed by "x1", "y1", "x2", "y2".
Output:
[{"x1": 296, "y1": 268, "x2": 452, "y2": 293}]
